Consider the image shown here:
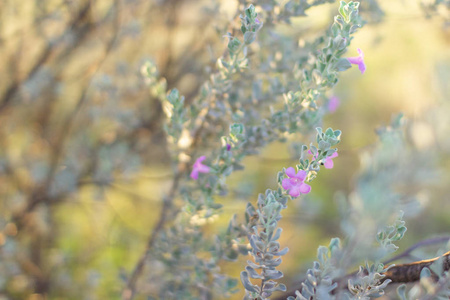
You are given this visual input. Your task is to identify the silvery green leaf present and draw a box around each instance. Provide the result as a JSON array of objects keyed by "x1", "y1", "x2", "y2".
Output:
[
  {"x1": 316, "y1": 127, "x2": 323, "y2": 138},
  {"x1": 246, "y1": 266, "x2": 263, "y2": 279},
  {"x1": 273, "y1": 247, "x2": 289, "y2": 256},
  {"x1": 268, "y1": 283, "x2": 287, "y2": 292},
  {"x1": 334, "y1": 58, "x2": 352, "y2": 72},
  {"x1": 228, "y1": 37, "x2": 241, "y2": 54},
  {"x1": 240, "y1": 271, "x2": 259, "y2": 293},
  {"x1": 318, "y1": 140, "x2": 331, "y2": 151},
  {"x1": 333, "y1": 129, "x2": 342, "y2": 137},
  {"x1": 265, "y1": 258, "x2": 282, "y2": 267},
  {"x1": 350, "y1": 24, "x2": 361, "y2": 34},
  {"x1": 247, "y1": 260, "x2": 261, "y2": 269},
  {"x1": 270, "y1": 228, "x2": 282, "y2": 241},
  {"x1": 317, "y1": 245, "x2": 329, "y2": 263},
  {"x1": 396, "y1": 284, "x2": 407, "y2": 300},
  {"x1": 244, "y1": 32, "x2": 256, "y2": 44},
  {"x1": 312, "y1": 69, "x2": 322, "y2": 85},
  {"x1": 339, "y1": 1, "x2": 347, "y2": 19},
  {"x1": 325, "y1": 149, "x2": 336, "y2": 157},
  {"x1": 167, "y1": 88, "x2": 180, "y2": 104},
  {"x1": 420, "y1": 267, "x2": 432, "y2": 279},
  {"x1": 222, "y1": 166, "x2": 233, "y2": 177},
  {"x1": 249, "y1": 235, "x2": 262, "y2": 251},
  {"x1": 307, "y1": 273, "x2": 317, "y2": 286},
  {"x1": 264, "y1": 281, "x2": 276, "y2": 289},
  {"x1": 302, "y1": 281, "x2": 315, "y2": 296},
  {"x1": 264, "y1": 253, "x2": 274, "y2": 261},
  {"x1": 230, "y1": 123, "x2": 244, "y2": 136},
  {"x1": 265, "y1": 269, "x2": 283, "y2": 280},
  {"x1": 267, "y1": 241, "x2": 280, "y2": 249}
]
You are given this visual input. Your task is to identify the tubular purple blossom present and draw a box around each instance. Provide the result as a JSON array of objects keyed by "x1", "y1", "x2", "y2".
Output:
[
  {"x1": 308, "y1": 150, "x2": 339, "y2": 169},
  {"x1": 347, "y1": 48, "x2": 366, "y2": 74},
  {"x1": 190, "y1": 156, "x2": 210, "y2": 180},
  {"x1": 323, "y1": 152, "x2": 338, "y2": 169}
]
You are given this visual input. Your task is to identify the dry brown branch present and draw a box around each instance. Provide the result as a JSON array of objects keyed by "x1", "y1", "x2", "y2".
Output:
[
  {"x1": 382, "y1": 250, "x2": 450, "y2": 283},
  {"x1": 275, "y1": 238, "x2": 450, "y2": 300}
]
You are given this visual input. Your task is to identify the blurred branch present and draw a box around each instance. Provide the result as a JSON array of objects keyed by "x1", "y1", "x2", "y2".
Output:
[
  {"x1": 15, "y1": 0, "x2": 121, "y2": 218},
  {"x1": 0, "y1": 1, "x2": 69, "y2": 43},
  {"x1": 0, "y1": 1, "x2": 93, "y2": 112},
  {"x1": 122, "y1": 163, "x2": 185, "y2": 300},
  {"x1": 384, "y1": 236, "x2": 450, "y2": 265},
  {"x1": 5, "y1": 1, "x2": 122, "y2": 296}
]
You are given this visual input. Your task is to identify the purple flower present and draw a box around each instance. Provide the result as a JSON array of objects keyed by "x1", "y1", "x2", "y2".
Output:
[
  {"x1": 347, "y1": 48, "x2": 366, "y2": 74},
  {"x1": 226, "y1": 143, "x2": 231, "y2": 151},
  {"x1": 328, "y1": 96, "x2": 340, "y2": 112},
  {"x1": 308, "y1": 150, "x2": 339, "y2": 169},
  {"x1": 190, "y1": 156, "x2": 210, "y2": 180},
  {"x1": 255, "y1": 18, "x2": 260, "y2": 24},
  {"x1": 323, "y1": 152, "x2": 338, "y2": 169},
  {"x1": 282, "y1": 167, "x2": 311, "y2": 198}
]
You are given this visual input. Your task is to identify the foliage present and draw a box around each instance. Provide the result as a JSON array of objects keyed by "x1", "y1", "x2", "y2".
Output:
[{"x1": 0, "y1": 0, "x2": 449, "y2": 299}]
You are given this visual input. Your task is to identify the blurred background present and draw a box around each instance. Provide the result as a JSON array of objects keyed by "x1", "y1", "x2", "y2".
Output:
[{"x1": 0, "y1": 0, "x2": 449, "y2": 299}]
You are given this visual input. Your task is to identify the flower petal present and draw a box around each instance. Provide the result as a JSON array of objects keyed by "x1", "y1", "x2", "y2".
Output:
[
  {"x1": 346, "y1": 56, "x2": 362, "y2": 65},
  {"x1": 358, "y1": 61, "x2": 366, "y2": 74},
  {"x1": 195, "y1": 156, "x2": 206, "y2": 164},
  {"x1": 285, "y1": 167, "x2": 296, "y2": 178},
  {"x1": 299, "y1": 183, "x2": 311, "y2": 194},
  {"x1": 347, "y1": 49, "x2": 366, "y2": 74},
  {"x1": 190, "y1": 170, "x2": 199, "y2": 180},
  {"x1": 328, "y1": 96, "x2": 340, "y2": 112},
  {"x1": 282, "y1": 178, "x2": 295, "y2": 190},
  {"x1": 357, "y1": 48, "x2": 364, "y2": 58},
  {"x1": 289, "y1": 185, "x2": 301, "y2": 198},
  {"x1": 324, "y1": 159, "x2": 334, "y2": 169},
  {"x1": 293, "y1": 169, "x2": 307, "y2": 181},
  {"x1": 197, "y1": 164, "x2": 210, "y2": 173}
]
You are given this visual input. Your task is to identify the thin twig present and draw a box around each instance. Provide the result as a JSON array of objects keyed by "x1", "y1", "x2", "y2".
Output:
[
  {"x1": 384, "y1": 236, "x2": 450, "y2": 265},
  {"x1": 121, "y1": 164, "x2": 185, "y2": 300}
]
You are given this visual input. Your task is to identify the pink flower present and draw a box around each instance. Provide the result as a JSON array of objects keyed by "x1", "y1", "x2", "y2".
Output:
[
  {"x1": 328, "y1": 96, "x2": 340, "y2": 112},
  {"x1": 190, "y1": 156, "x2": 210, "y2": 180},
  {"x1": 322, "y1": 152, "x2": 338, "y2": 169},
  {"x1": 282, "y1": 167, "x2": 311, "y2": 197},
  {"x1": 308, "y1": 150, "x2": 338, "y2": 169},
  {"x1": 347, "y1": 48, "x2": 366, "y2": 74}
]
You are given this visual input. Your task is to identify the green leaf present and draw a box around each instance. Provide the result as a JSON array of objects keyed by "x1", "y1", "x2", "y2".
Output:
[
  {"x1": 334, "y1": 58, "x2": 352, "y2": 72},
  {"x1": 339, "y1": 1, "x2": 347, "y2": 20},
  {"x1": 396, "y1": 284, "x2": 407, "y2": 300},
  {"x1": 230, "y1": 123, "x2": 244, "y2": 136},
  {"x1": 227, "y1": 37, "x2": 241, "y2": 54},
  {"x1": 240, "y1": 271, "x2": 259, "y2": 293},
  {"x1": 244, "y1": 31, "x2": 256, "y2": 44},
  {"x1": 167, "y1": 89, "x2": 180, "y2": 104},
  {"x1": 245, "y1": 4, "x2": 257, "y2": 22}
]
